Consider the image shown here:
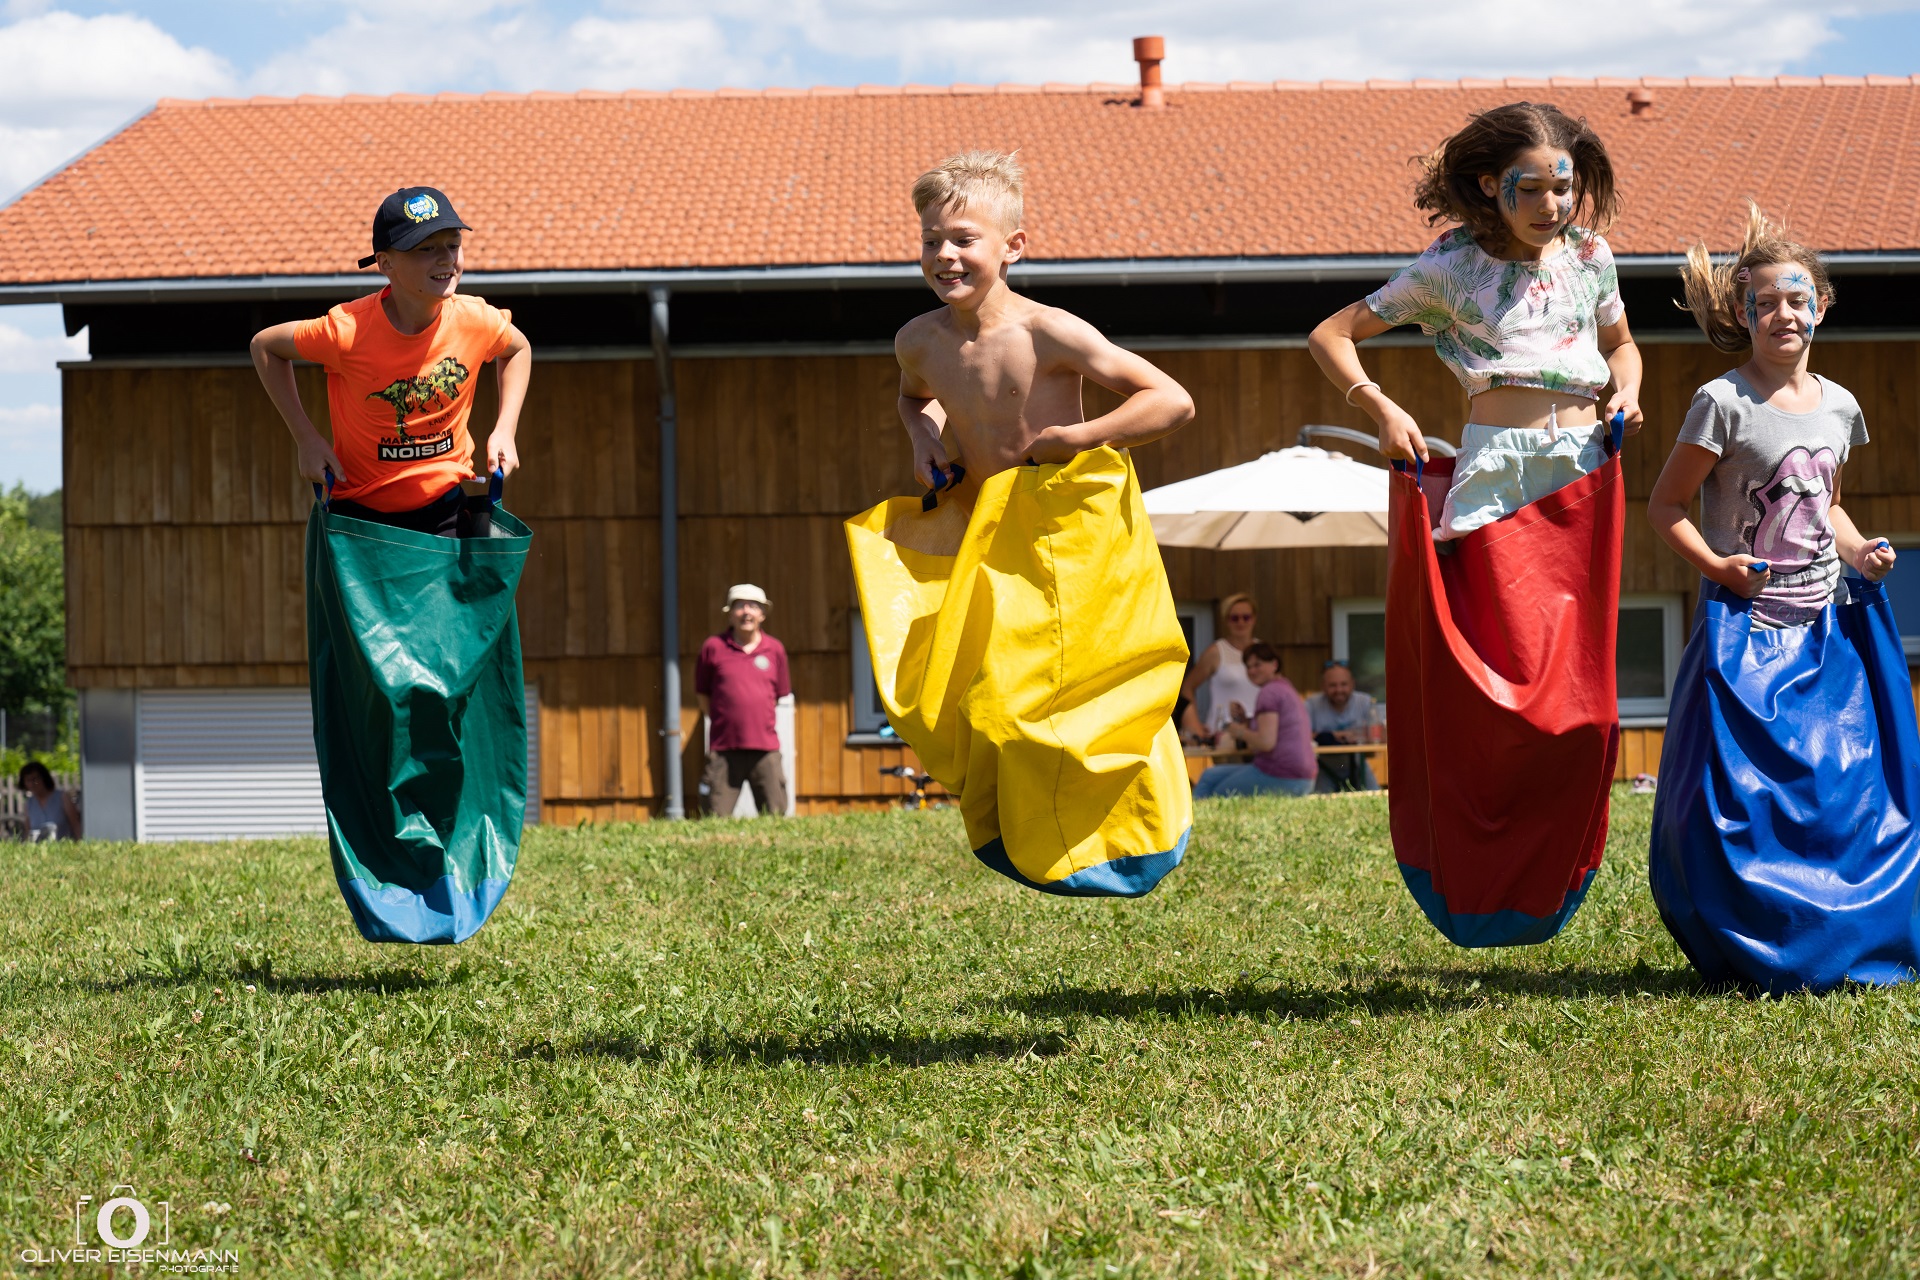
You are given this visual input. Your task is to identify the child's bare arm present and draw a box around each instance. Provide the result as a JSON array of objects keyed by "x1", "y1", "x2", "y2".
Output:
[
  {"x1": 250, "y1": 322, "x2": 343, "y2": 486},
  {"x1": 1598, "y1": 316, "x2": 1644, "y2": 436},
  {"x1": 1026, "y1": 312, "x2": 1193, "y2": 461},
  {"x1": 1648, "y1": 443, "x2": 1768, "y2": 597},
  {"x1": 1308, "y1": 301, "x2": 1427, "y2": 463},
  {"x1": 1828, "y1": 467, "x2": 1896, "y2": 581},
  {"x1": 485, "y1": 323, "x2": 533, "y2": 477},
  {"x1": 895, "y1": 332, "x2": 952, "y2": 489}
]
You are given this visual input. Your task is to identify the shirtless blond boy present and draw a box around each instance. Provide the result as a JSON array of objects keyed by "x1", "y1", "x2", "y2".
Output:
[{"x1": 896, "y1": 153, "x2": 1193, "y2": 502}]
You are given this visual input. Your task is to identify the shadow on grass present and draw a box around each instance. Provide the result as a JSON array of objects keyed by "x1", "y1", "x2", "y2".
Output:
[
  {"x1": 1000, "y1": 964, "x2": 1704, "y2": 1023},
  {"x1": 527, "y1": 1027, "x2": 1073, "y2": 1068},
  {"x1": 90, "y1": 967, "x2": 457, "y2": 996},
  {"x1": 1397, "y1": 963, "x2": 1704, "y2": 999}
]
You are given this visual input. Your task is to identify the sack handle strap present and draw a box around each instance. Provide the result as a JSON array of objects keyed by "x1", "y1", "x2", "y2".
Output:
[{"x1": 920, "y1": 463, "x2": 967, "y2": 512}]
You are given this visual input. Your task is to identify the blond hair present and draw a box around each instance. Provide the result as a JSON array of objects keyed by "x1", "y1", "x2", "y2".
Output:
[
  {"x1": 1216, "y1": 592, "x2": 1257, "y2": 632},
  {"x1": 1679, "y1": 201, "x2": 1834, "y2": 354},
  {"x1": 911, "y1": 151, "x2": 1024, "y2": 232}
]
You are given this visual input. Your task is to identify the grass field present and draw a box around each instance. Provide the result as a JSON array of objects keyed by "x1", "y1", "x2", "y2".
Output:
[{"x1": 2, "y1": 791, "x2": 1917, "y2": 1278}]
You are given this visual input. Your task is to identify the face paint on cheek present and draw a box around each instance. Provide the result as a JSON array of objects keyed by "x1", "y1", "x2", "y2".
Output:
[
  {"x1": 1501, "y1": 168, "x2": 1522, "y2": 213},
  {"x1": 1745, "y1": 291, "x2": 1759, "y2": 335}
]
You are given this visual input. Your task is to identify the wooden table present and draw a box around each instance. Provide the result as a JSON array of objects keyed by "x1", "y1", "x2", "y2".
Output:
[{"x1": 1183, "y1": 742, "x2": 1388, "y2": 787}]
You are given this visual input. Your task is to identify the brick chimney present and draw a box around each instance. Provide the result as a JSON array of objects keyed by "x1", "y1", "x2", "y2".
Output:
[
  {"x1": 1628, "y1": 87, "x2": 1654, "y2": 116},
  {"x1": 1134, "y1": 36, "x2": 1166, "y2": 109}
]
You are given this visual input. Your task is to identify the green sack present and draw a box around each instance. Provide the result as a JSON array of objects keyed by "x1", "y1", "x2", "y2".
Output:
[{"x1": 305, "y1": 501, "x2": 533, "y2": 944}]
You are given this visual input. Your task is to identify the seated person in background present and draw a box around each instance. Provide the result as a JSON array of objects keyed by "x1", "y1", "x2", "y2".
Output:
[
  {"x1": 1308, "y1": 660, "x2": 1380, "y2": 793},
  {"x1": 17, "y1": 761, "x2": 81, "y2": 841},
  {"x1": 1193, "y1": 644, "x2": 1317, "y2": 799}
]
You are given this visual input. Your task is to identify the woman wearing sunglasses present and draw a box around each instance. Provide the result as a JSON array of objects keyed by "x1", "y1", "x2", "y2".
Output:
[{"x1": 1179, "y1": 592, "x2": 1261, "y2": 748}]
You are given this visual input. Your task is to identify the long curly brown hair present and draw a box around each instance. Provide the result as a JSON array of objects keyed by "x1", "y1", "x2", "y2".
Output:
[{"x1": 1413, "y1": 102, "x2": 1619, "y2": 250}]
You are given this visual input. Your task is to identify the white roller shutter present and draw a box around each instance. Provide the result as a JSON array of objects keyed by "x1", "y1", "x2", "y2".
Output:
[
  {"x1": 135, "y1": 685, "x2": 542, "y2": 842},
  {"x1": 136, "y1": 689, "x2": 324, "y2": 841}
]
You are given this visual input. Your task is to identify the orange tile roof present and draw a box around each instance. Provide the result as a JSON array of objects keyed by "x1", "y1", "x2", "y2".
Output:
[{"x1": 2, "y1": 77, "x2": 1918, "y2": 284}]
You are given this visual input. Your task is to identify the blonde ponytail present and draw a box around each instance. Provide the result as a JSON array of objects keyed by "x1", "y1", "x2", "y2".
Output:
[{"x1": 1678, "y1": 202, "x2": 1834, "y2": 354}]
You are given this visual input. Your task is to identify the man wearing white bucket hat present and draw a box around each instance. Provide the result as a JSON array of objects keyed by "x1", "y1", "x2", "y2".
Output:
[{"x1": 694, "y1": 583, "x2": 791, "y2": 816}]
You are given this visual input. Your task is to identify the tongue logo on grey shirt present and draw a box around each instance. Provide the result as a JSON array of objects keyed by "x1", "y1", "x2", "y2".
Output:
[{"x1": 1747, "y1": 445, "x2": 1836, "y2": 572}]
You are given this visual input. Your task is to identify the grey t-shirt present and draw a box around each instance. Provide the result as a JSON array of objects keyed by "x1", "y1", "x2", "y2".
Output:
[
  {"x1": 1678, "y1": 370, "x2": 1868, "y2": 629},
  {"x1": 1307, "y1": 690, "x2": 1374, "y2": 737}
]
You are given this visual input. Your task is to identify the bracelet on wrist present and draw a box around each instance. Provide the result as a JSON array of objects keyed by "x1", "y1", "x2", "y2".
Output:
[{"x1": 1345, "y1": 379, "x2": 1381, "y2": 407}]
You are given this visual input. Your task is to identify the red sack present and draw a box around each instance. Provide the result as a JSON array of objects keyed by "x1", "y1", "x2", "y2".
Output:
[{"x1": 1385, "y1": 448, "x2": 1623, "y2": 947}]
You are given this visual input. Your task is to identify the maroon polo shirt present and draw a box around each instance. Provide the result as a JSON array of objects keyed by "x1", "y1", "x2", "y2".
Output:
[{"x1": 695, "y1": 630, "x2": 791, "y2": 753}]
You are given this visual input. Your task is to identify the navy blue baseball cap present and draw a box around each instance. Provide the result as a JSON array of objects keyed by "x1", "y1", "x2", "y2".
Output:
[{"x1": 357, "y1": 186, "x2": 472, "y2": 268}]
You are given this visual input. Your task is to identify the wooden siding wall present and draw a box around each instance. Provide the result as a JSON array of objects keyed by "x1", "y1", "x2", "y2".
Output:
[{"x1": 65, "y1": 338, "x2": 1920, "y2": 817}]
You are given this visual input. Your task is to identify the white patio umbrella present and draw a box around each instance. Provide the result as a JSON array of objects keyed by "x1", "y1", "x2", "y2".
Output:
[{"x1": 1142, "y1": 445, "x2": 1393, "y2": 549}]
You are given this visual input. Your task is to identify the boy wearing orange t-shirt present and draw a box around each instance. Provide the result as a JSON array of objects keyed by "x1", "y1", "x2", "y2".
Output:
[{"x1": 251, "y1": 186, "x2": 532, "y2": 536}]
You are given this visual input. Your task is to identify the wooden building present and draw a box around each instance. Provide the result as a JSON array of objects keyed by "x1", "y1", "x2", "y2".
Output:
[{"x1": 3, "y1": 71, "x2": 1919, "y2": 836}]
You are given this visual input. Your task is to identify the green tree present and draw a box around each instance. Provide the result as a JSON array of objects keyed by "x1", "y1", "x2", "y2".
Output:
[{"x1": 0, "y1": 484, "x2": 66, "y2": 716}]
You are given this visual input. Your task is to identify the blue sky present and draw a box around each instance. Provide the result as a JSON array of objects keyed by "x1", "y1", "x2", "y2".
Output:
[{"x1": 2, "y1": 0, "x2": 1919, "y2": 491}]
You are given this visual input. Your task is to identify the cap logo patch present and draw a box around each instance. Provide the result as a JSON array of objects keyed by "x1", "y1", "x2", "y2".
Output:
[{"x1": 403, "y1": 193, "x2": 440, "y2": 223}]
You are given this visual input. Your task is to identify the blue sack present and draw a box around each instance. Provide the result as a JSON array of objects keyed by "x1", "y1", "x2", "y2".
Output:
[{"x1": 1649, "y1": 577, "x2": 1920, "y2": 993}]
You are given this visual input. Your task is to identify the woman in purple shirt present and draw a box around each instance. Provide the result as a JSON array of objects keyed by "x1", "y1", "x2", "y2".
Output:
[{"x1": 1192, "y1": 643, "x2": 1317, "y2": 799}]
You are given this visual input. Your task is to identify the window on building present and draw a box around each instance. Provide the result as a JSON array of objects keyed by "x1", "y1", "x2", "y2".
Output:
[
  {"x1": 1335, "y1": 593, "x2": 1684, "y2": 719},
  {"x1": 1175, "y1": 600, "x2": 1217, "y2": 724},
  {"x1": 1331, "y1": 598, "x2": 1387, "y2": 699},
  {"x1": 1876, "y1": 542, "x2": 1920, "y2": 657},
  {"x1": 1617, "y1": 594, "x2": 1685, "y2": 720},
  {"x1": 848, "y1": 612, "x2": 892, "y2": 740}
]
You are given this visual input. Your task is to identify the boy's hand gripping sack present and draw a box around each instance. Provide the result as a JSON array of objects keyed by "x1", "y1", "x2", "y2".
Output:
[
  {"x1": 1386, "y1": 438, "x2": 1624, "y2": 947},
  {"x1": 1650, "y1": 578, "x2": 1920, "y2": 993},
  {"x1": 306, "y1": 491, "x2": 532, "y2": 943},
  {"x1": 845, "y1": 447, "x2": 1191, "y2": 895}
]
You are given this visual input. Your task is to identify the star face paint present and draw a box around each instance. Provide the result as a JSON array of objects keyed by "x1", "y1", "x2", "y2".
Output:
[
  {"x1": 1746, "y1": 262, "x2": 1821, "y2": 346},
  {"x1": 1554, "y1": 157, "x2": 1572, "y2": 178},
  {"x1": 1501, "y1": 168, "x2": 1523, "y2": 213}
]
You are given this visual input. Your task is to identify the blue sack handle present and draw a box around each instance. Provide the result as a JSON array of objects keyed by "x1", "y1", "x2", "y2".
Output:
[
  {"x1": 1391, "y1": 456, "x2": 1425, "y2": 486},
  {"x1": 920, "y1": 463, "x2": 967, "y2": 512},
  {"x1": 312, "y1": 468, "x2": 335, "y2": 510},
  {"x1": 1605, "y1": 409, "x2": 1626, "y2": 456},
  {"x1": 489, "y1": 466, "x2": 504, "y2": 506}
]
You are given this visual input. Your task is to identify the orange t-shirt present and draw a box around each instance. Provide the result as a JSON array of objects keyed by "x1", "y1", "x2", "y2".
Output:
[{"x1": 292, "y1": 289, "x2": 513, "y2": 511}]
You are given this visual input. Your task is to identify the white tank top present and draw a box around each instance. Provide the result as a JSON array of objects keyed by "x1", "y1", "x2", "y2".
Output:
[{"x1": 1204, "y1": 638, "x2": 1261, "y2": 731}]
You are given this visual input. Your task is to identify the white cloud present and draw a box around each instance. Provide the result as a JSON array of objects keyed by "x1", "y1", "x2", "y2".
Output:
[
  {"x1": 0, "y1": 402, "x2": 61, "y2": 492},
  {"x1": 242, "y1": 0, "x2": 1917, "y2": 98},
  {"x1": 246, "y1": 6, "x2": 762, "y2": 96},
  {"x1": 0, "y1": 10, "x2": 233, "y2": 200},
  {"x1": 0, "y1": 317, "x2": 85, "y2": 374}
]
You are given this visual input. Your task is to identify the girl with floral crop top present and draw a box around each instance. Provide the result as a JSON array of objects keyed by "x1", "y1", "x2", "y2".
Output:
[{"x1": 1309, "y1": 102, "x2": 1645, "y2": 539}]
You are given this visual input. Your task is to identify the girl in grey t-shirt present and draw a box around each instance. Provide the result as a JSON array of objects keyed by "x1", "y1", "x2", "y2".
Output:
[{"x1": 1649, "y1": 206, "x2": 1895, "y2": 628}]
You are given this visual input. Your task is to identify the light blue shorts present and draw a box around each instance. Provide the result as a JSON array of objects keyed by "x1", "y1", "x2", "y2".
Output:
[{"x1": 1436, "y1": 421, "x2": 1609, "y2": 541}]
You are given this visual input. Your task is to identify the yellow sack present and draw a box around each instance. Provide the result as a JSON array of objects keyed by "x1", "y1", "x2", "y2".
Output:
[{"x1": 845, "y1": 446, "x2": 1192, "y2": 896}]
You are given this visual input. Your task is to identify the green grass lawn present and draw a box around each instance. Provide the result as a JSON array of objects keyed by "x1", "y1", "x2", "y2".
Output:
[{"x1": 2, "y1": 792, "x2": 1917, "y2": 1278}]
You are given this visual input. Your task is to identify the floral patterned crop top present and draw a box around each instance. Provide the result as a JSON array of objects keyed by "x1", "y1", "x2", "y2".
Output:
[{"x1": 1365, "y1": 226, "x2": 1624, "y2": 400}]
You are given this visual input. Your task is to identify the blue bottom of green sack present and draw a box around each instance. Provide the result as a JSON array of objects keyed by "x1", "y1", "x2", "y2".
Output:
[
  {"x1": 307, "y1": 502, "x2": 533, "y2": 945},
  {"x1": 339, "y1": 869, "x2": 514, "y2": 945}
]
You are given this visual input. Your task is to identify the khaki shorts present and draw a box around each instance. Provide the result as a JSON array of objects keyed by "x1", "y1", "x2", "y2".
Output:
[{"x1": 701, "y1": 749, "x2": 788, "y2": 817}]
